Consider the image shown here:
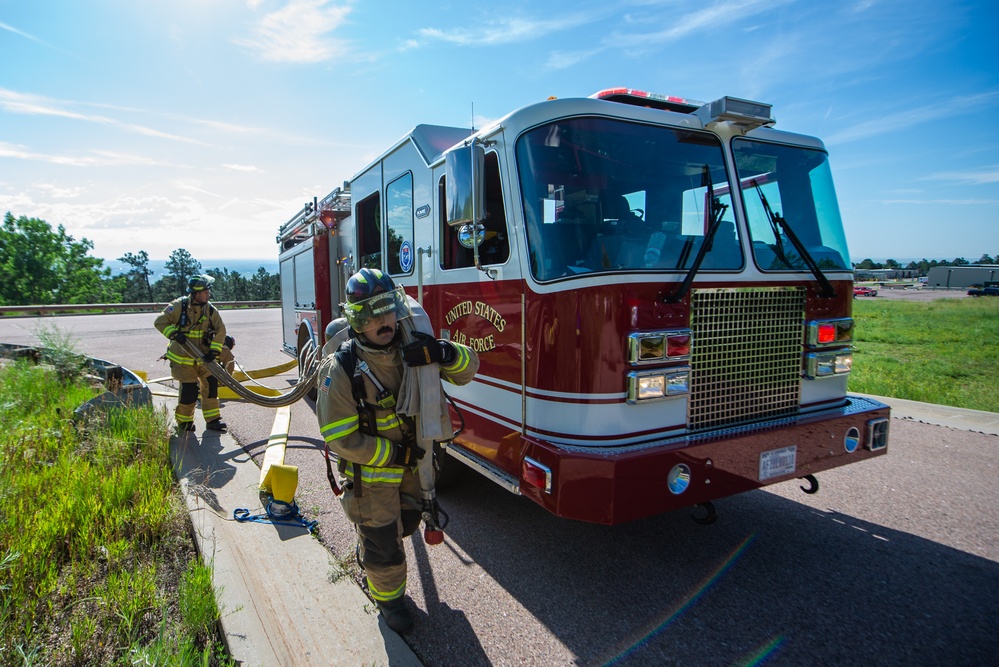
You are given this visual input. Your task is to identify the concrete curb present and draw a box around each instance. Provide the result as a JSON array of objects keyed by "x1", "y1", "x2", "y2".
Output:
[
  {"x1": 856, "y1": 393, "x2": 999, "y2": 436},
  {"x1": 159, "y1": 394, "x2": 423, "y2": 667}
]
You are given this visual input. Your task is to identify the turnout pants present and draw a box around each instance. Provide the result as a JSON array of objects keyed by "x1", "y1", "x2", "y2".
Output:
[
  {"x1": 170, "y1": 360, "x2": 221, "y2": 426},
  {"x1": 340, "y1": 469, "x2": 422, "y2": 603}
]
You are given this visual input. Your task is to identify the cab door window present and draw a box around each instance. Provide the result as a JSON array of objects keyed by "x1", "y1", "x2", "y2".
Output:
[
  {"x1": 386, "y1": 172, "x2": 415, "y2": 276},
  {"x1": 356, "y1": 192, "x2": 381, "y2": 270}
]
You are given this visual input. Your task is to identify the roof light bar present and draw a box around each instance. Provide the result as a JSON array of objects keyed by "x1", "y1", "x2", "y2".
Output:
[{"x1": 591, "y1": 88, "x2": 703, "y2": 113}]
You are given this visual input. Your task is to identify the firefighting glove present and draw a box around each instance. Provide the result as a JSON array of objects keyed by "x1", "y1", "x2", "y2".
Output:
[
  {"x1": 202, "y1": 350, "x2": 218, "y2": 363},
  {"x1": 391, "y1": 436, "x2": 425, "y2": 467},
  {"x1": 402, "y1": 331, "x2": 456, "y2": 367},
  {"x1": 170, "y1": 332, "x2": 188, "y2": 345}
]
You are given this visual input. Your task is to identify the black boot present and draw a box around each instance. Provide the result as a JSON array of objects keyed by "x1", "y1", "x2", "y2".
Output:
[
  {"x1": 377, "y1": 598, "x2": 414, "y2": 634},
  {"x1": 206, "y1": 419, "x2": 227, "y2": 433},
  {"x1": 177, "y1": 422, "x2": 196, "y2": 433}
]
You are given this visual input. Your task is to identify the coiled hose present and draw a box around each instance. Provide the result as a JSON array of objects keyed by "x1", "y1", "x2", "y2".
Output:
[{"x1": 179, "y1": 338, "x2": 320, "y2": 408}]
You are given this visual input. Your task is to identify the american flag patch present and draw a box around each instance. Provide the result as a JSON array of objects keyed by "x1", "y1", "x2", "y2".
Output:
[
  {"x1": 321, "y1": 375, "x2": 332, "y2": 394},
  {"x1": 165, "y1": 305, "x2": 174, "y2": 312}
]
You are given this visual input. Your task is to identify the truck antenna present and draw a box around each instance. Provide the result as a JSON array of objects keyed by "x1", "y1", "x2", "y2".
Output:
[{"x1": 471, "y1": 102, "x2": 475, "y2": 132}]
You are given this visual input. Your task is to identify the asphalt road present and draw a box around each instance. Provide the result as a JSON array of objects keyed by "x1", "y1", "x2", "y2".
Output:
[{"x1": 2, "y1": 308, "x2": 997, "y2": 666}]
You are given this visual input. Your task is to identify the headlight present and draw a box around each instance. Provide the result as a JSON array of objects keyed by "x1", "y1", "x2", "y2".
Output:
[
  {"x1": 804, "y1": 348, "x2": 852, "y2": 379},
  {"x1": 627, "y1": 368, "x2": 689, "y2": 403}
]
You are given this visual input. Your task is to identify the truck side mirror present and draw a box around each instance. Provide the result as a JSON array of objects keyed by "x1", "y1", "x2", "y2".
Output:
[{"x1": 445, "y1": 143, "x2": 486, "y2": 228}]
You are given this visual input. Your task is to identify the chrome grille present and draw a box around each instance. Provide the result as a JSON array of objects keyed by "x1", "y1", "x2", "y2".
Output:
[{"x1": 688, "y1": 287, "x2": 804, "y2": 431}]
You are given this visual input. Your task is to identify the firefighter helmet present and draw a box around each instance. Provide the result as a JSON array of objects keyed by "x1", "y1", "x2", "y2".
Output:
[
  {"x1": 188, "y1": 274, "x2": 215, "y2": 293},
  {"x1": 342, "y1": 268, "x2": 411, "y2": 333}
]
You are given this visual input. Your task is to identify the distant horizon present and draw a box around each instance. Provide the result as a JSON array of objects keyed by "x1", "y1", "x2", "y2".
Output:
[
  {"x1": 100, "y1": 254, "x2": 990, "y2": 276},
  {"x1": 104, "y1": 257, "x2": 278, "y2": 277}
]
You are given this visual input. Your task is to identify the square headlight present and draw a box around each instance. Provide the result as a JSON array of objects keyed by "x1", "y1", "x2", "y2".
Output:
[
  {"x1": 805, "y1": 348, "x2": 852, "y2": 379},
  {"x1": 627, "y1": 368, "x2": 689, "y2": 403}
]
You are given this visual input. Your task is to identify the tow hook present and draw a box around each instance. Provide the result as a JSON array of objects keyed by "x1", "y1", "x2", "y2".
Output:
[
  {"x1": 799, "y1": 474, "x2": 819, "y2": 494},
  {"x1": 691, "y1": 501, "x2": 717, "y2": 525}
]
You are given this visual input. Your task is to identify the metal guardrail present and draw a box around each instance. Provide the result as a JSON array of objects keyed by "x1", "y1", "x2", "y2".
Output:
[{"x1": 0, "y1": 301, "x2": 279, "y2": 316}]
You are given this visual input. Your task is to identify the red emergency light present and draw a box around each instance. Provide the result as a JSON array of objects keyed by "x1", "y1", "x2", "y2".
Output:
[{"x1": 590, "y1": 88, "x2": 703, "y2": 113}]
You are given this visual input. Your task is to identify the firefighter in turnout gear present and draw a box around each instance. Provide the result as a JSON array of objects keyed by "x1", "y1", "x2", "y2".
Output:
[
  {"x1": 315, "y1": 268, "x2": 478, "y2": 634},
  {"x1": 154, "y1": 274, "x2": 228, "y2": 433}
]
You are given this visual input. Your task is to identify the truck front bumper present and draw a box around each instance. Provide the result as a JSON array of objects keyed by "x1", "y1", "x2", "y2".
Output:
[{"x1": 517, "y1": 396, "x2": 890, "y2": 525}]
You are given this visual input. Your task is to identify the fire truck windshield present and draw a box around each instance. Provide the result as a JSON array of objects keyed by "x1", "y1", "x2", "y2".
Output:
[
  {"x1": 515, "y1": 117, "x2": 741, "y2": 282},
  {"x1": 733, "y1": 139, "x2": 850, "y2": 272}
]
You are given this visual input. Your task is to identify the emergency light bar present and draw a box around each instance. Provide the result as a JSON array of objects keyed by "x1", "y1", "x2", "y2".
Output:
[
  {"x1": 591, "y1": 88, "x2": 703, "y2": 113},
  {"x1": 694, "y1": 96, "x2": 775, "y2": 131}
]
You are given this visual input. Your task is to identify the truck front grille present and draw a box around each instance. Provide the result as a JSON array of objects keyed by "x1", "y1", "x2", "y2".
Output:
[{"x1": 688, "y1": 287, "x2": 804, "y2": 432}]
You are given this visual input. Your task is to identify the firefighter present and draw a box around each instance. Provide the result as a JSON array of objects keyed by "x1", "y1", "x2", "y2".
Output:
[
  {"x1": 154, "y1": 274, "x2": 228, "y2": 434},
  {"x1": 315, "y1": 268, "x2": 479, "y2": 633}
]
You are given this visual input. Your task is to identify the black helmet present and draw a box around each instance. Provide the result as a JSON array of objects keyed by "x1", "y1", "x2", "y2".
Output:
[
  {"x1": 345, "y1": 268, "x2": 395, "y2": 302},
  {"x1": 188, "y1": 274, "x2": 215, "y2": 293},
  {"x1": 342, "y1": 268, "x2": 410, "y2": 332}
]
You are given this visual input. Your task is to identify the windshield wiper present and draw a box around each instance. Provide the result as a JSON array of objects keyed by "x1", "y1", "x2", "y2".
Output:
[
  {"x1": 665, "y1": 165, "x2": 728, "y2": 304},
  {"x1": 752, "y1": 179, "x2": 836, "y2": 298}
]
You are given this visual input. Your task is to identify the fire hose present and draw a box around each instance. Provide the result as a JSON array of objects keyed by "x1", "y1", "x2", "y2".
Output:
[
  {"x1": 179, "y1": 338, "x2": 321, "y2": 408},
  {"x1": 181, "y1": 333, "x2": 453, "y2": 544}
]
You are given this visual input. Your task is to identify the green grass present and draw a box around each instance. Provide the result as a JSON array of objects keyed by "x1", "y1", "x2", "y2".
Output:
[
  {"x1": 0, "y1": 359, "x2": 233, "y2": 666},
  {"x1": 849, "y1": 297, "x2": 999, "y2": 413}
]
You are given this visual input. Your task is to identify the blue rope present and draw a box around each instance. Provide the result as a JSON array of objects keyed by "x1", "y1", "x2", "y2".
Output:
[{"x1": 233, "y1": 498, "x2": 318, "y2": 533}]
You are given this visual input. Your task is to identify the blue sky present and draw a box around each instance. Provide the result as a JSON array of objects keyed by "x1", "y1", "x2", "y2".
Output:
[{"x1": 1, "y1": 0, "x2": 997, "y2": 265}]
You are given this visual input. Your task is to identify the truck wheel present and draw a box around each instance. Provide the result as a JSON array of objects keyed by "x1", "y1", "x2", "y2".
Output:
[{"x1": 434, "y1": 442, "x2": 466, "y2": 490}]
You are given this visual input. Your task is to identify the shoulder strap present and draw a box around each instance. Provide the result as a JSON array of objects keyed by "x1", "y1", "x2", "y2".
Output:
[
  {"x1": 334, "y1": 340, "x2": 365, "y2": 405},
  {"x1": 178, "y1": 297, "x2": 189, "y2": 329}
]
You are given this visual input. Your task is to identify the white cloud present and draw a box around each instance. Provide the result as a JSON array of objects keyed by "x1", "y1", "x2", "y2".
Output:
[
  {"x1": 825, "y1": 91, "x2": 999, "y2": 145},
  {"x1": 924, "y1": 167, "x2": 999, "y2": 186},
  {"x1": 33, "y1": 183, "x2": 88, "y2": 199},
  {"x1": 544, "y1": 47, "x2": 605, "y2": 71},
  {"x1": 0, "y1": 89, "x2": 209, "y2": 146},
  {"x1": 881, "y1": 199, "x2": 999, "y2": 205},
  {"x1": 610, "y1": 0, "x2": 793, "y2": 46},
  {"x1": 233, "y1": 0, "x2": 353, "y2": 63},
  {"x1": 0, "y1": 142, "x2": 187, "y2": 168},
  {"x1": 223, "y1": 163, "x2": 264, "y2": 173},
  {"x1": 0, "y1": 20, "x2": 79, "y2": 58},
  {"x1": 419, "y1": 11, "x2": 601, "y2": 46}
]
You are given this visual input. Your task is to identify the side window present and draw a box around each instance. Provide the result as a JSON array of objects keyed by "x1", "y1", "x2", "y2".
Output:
[
  {"x1": 441, "y1": 152, "x2": 510, "y2": 270},
  {"x1": 386, "y1": 173, "x2": 414, "y2": 276},
  {"x1": 356, "y1": 192, "x2": 381, "y2": 270}
]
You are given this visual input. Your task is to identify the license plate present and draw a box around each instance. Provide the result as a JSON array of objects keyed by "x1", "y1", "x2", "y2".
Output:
[{"x1": 759, "y1": 445, "x2": 797, "y2": 481}]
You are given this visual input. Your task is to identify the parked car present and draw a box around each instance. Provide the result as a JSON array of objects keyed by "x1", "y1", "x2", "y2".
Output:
[
  {"x1": 853, "y1": 286, "x2": 878, "y2": 297},
  {"x1": 967, "y1": 287, "x2": 999, "y2": 297}
]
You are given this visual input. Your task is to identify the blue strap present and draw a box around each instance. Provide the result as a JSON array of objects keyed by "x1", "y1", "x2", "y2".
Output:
[{"x1": 233, "y1": 498, "x2": 318, "y2": 533}]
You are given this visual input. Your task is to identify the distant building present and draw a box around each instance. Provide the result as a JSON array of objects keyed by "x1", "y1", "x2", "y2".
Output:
[
  {"x1": 853, "y1": 268, "x2": 919, "y2": 281},
  {"x1": 925, "y1": 265, "x2": 999, "y2": 288}
]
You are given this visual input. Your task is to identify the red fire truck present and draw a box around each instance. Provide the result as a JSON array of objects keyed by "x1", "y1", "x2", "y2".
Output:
[{"x1": 278, "y1": 88, "x2": 889, "y2": 525}]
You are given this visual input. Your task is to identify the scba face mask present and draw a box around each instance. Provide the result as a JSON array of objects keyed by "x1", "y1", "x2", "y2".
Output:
[{"x1": 342, "y1": 286, "x2": 412, "y2": 334}]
